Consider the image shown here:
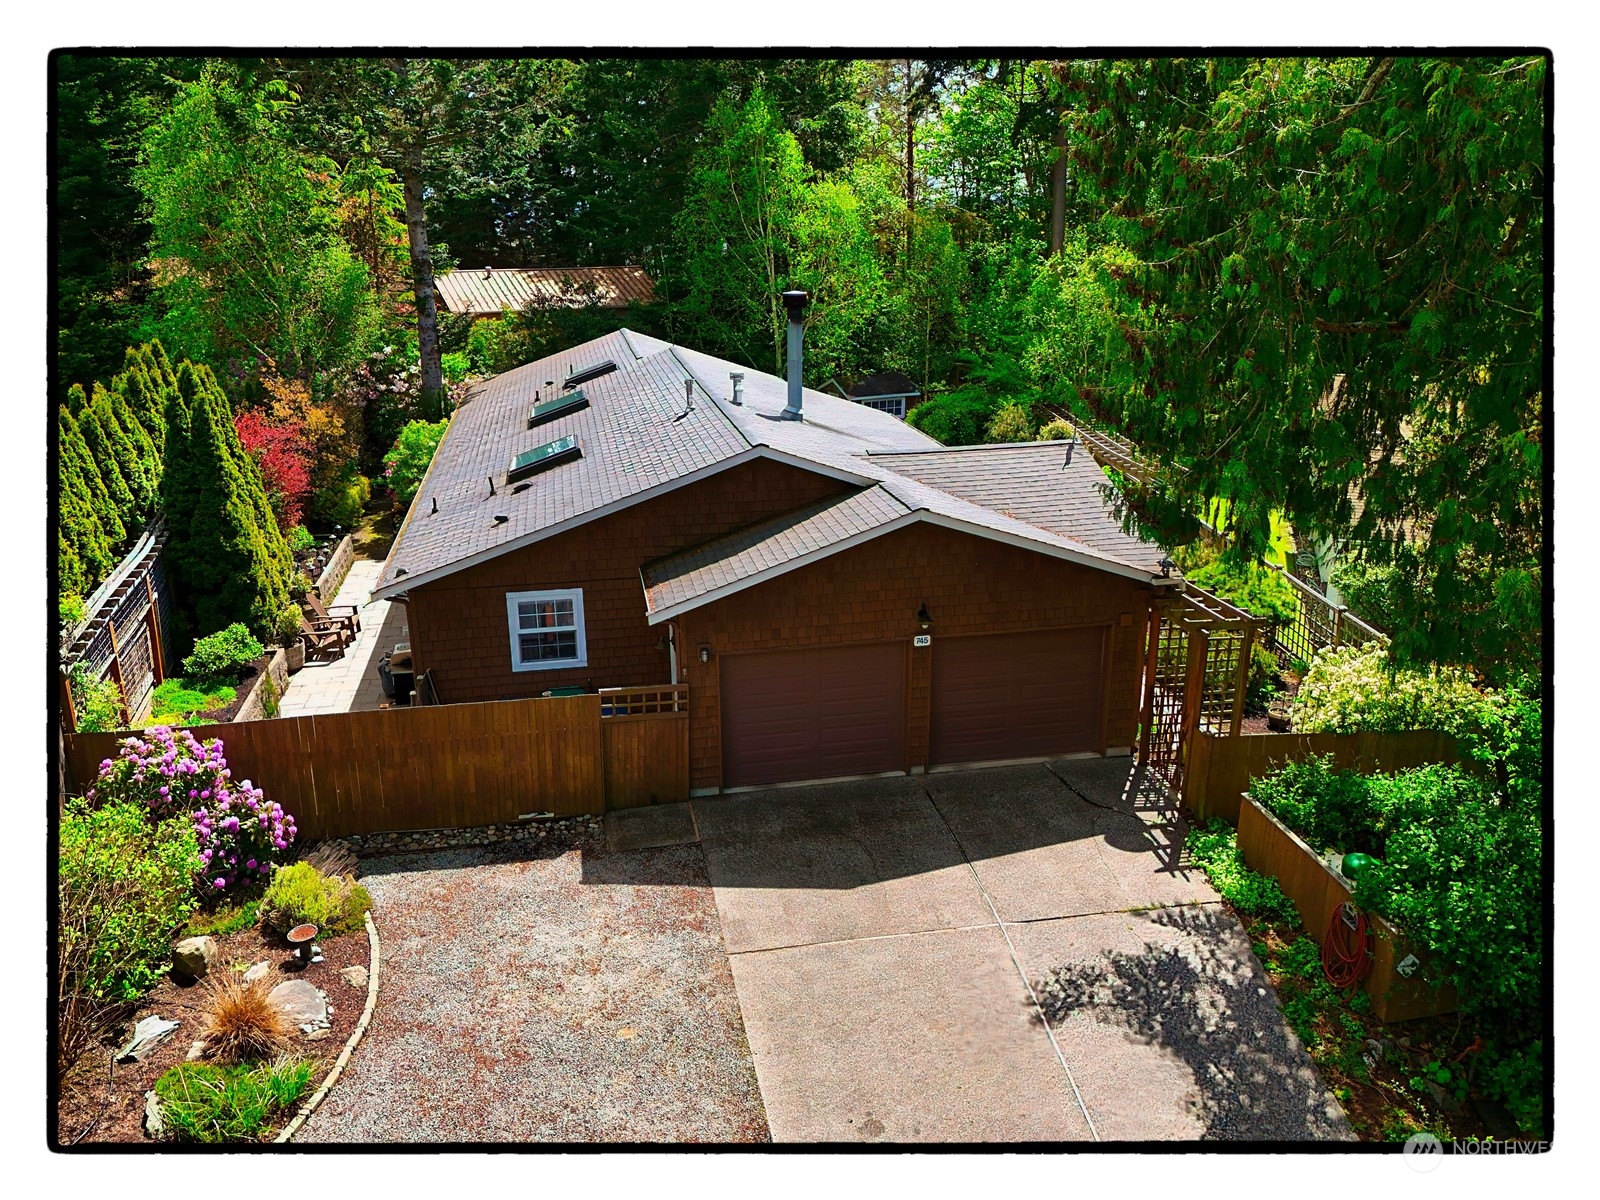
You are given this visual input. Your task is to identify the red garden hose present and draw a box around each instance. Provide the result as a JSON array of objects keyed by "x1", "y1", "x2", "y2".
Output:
[{"x1": 1322, "y1": 901, "x2": 1374, "y2": 988}]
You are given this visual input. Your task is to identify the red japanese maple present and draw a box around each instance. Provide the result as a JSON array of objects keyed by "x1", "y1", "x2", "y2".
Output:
[{"x1": 234, "y1": 409, "x2": 312, "y2": 530}]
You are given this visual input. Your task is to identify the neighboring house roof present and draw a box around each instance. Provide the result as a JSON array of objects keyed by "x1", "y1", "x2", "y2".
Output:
[
  {"x1": 372, "y1": 329, "x2": 1172, "y2": 603},
  {"x1": 848, "y1": 371, "x2": 921, "y2": 401},
  {"x1": 434, "y1": 266, "x2": 656, "y2": 316}
]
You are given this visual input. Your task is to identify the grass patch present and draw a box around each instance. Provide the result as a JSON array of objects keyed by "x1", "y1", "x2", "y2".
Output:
[
  {"x1": 154, "y1": 1058, "x2": 314, "y2": 1143},
  {"x1": 184, "y1": 898, "x2": 260, "y2": 938},
  {"x1": 149, "y1": 676, "x2": 236, "y2": 724}
]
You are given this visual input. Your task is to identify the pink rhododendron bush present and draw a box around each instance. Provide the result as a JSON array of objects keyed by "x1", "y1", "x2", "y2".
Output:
[{"x1": 88, "y1": 726, "x2": 297, "y2": 894}]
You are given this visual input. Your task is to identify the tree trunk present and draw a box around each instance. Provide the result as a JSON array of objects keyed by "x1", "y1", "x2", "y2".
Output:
[
  {"x1": 904, "y1": 60, "x2": 916, "y2": 263},
  {"x1": 1049, "y1": 110, "x2": 1068, "y2": 257},
  {"x1": 401, "y1": 146, "x2": 446, "y2": 419}
]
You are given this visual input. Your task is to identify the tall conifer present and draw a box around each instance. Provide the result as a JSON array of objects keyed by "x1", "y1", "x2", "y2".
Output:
[
  {"x1": 57, "y1": 407, "x2": 118, "y2": 589},
  {"x1": 77, "y1": 396, "x2": 138, "y2": 533}
]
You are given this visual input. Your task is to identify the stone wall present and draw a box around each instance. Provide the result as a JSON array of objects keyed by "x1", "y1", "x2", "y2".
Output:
[
  {"x1": 316, "y1": 534, "x2": 357, "y2": 603},
  {"x1": 234, "y1": 649, "x2": 290, "y2": 723}
]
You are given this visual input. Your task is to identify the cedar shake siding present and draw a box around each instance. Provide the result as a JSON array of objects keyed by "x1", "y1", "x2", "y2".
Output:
[
  {"x1": 404, "y1": 458, "x2": 847, "y2": 704},
  {"x1": 675, "y1": 522, "x2": 1153, "y2": 793}
]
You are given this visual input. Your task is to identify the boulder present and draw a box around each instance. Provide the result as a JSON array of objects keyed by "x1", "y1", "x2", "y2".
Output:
[
  {"x1": 143, "y1": 1090, "x2": 165, "y2": 1140},
  {"x1": 171, "y1": 936, "x2": 219, "y2": 981},
  {"x1": 117, "y1": 1014, "x2": 181, "y2": 1063},
  {"x1": 339, "y1": 965, "x2": 369, "y2": 991},
  {"x1": 267, "y1": 979, "x2": 327, "y2": 1026},
  {"x1": 243, "y1": 961, "x2": 270, "y2": 984}
]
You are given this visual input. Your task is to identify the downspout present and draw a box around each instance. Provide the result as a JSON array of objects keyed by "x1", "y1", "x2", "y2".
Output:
[{"x1": 668, "y1": 622, "x2": 678, "y2": 686}]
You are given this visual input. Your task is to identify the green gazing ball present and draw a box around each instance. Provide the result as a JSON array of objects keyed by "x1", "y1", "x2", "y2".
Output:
[{"x1": 1340, "y1": 852, "x2": 1378, "y2": 880}]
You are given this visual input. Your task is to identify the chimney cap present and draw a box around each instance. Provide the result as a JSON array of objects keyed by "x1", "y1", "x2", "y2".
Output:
[{"x1": 781, "y1": 289, "x2": 809, "y2": 321}]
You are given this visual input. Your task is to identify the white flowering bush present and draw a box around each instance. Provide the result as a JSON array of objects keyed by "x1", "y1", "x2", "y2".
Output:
[{"x1": 1288, "y1": 643, "x2": 1487, "y2": 735}]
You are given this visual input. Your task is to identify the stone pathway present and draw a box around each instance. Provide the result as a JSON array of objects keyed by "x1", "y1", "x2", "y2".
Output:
[{"x1": 279, "y1": 559, "x2": 408, "y2": 717}]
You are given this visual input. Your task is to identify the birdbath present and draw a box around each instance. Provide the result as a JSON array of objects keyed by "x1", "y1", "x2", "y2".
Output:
[{"x1": 287, "y1": 923, "x2": 319, "y2": 969}]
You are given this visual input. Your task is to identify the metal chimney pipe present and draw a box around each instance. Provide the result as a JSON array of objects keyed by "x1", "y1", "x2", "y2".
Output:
[
  {"x1": 780, "y1": 290, "x2": 809, "y2": 420},
  {"x1": 729, "y1": 371, "x2": 744, "y2": 406}
]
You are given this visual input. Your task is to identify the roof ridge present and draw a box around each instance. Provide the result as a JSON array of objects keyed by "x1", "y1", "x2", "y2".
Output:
[
  {"x1": 667, "y1": 344, "x2": 755, "y2": 451},
  {"x1": 865, "y1": 439, "x2": 1077, "y2": 456}
]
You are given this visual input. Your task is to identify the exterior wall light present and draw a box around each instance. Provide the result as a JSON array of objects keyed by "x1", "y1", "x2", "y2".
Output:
[
  {"x1": 917, "y1": 603, "x2": 932, "y2": 630},
  {"x1": 699, "y1": 645, "x2": 711, "y2": 664}
]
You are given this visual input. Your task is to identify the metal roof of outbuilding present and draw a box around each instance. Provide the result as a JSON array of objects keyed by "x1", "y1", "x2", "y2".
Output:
[{"x1": 434, "y1": 266, "x2": 656, "y2": 316}]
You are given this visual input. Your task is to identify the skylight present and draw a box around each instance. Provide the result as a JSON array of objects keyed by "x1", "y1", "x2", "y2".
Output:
[
  {"x1": 507, "y1": 434, "x2": 582, "y2": 483},
  {"x1": 564, "y1": 360, "x2": 617, "y2": 388},
  {"x1": 529, "y1": 388, "x2": 589, "y2": 428}
]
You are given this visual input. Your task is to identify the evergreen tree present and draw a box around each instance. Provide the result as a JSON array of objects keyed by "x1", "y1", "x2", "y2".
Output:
[
  {"x1": 84, "y1": 385, "x2": 145, "y2": 531},
  {"x1": 108, "y1": 386, "x2": 161, "y2": 510},
  {"x1": 161, "y1": 363, "x2": 290, "y2": 639},
  {"x1": 57, "y1": 407, "x2": 118, "y2": 590},
  {"x1": 66, "y1": 382, "x2": 88, "y2": 416}
]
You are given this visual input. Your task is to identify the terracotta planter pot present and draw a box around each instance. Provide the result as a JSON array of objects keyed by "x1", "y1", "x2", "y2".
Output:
[{"x1": 285, "y1": 641, "x2": 306, "y2": 673}]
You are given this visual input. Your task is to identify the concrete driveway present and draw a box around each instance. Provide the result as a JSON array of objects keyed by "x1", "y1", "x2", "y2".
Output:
[{"x1": 686, "y1": 759, "x2": 1351, "y2": 1142}]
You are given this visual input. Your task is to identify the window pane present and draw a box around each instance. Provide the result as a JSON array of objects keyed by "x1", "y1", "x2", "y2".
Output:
[
  {"x1": 520, "y1": 630, "x2": 579, "y2": 662},
  {"x1": 518, "y1": 598, "x2": 575, "y2": 631}
]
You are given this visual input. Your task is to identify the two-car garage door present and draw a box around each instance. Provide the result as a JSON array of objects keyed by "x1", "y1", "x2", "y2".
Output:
[{"x1": 719, "y1": 626, "x2": 1107, "y2": 787}]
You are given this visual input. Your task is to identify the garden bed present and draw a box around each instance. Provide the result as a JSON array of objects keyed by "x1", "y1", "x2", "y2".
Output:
[{"x1": 57, "y1": 918, "x2": 373, "y2": 1145}]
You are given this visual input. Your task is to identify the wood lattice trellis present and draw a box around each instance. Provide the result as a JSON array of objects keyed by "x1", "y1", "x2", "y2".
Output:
[{"x1": 1138, "y1": 585, "x2": 1265, "y2": 796}]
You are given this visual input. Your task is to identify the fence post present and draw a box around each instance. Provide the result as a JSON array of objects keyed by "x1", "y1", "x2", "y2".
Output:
[
  {"x1": 1332, "y1": 605, "x2": 1346, "y2": 648},
  {"x1": 1179, "y1": 624, "x2": 1209, "y2": 783},
  {"x1": 1229, "y1": 622, "x2": 1256, "y2": 737},
  {"x1": 61, "y1": 672, "x2": 77, "y2": 736},
  {"x1": 1138, "y1": 603, "x2": 1162, "y2": 762},
  {"x1": 145, "y1": 574, "x2": 165, "y2": 684}
]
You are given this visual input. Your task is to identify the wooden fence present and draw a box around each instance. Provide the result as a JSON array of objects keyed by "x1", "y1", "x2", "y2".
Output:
[
  {"x1": 1182, "y1": 728, "x2": 1463, "y2": 824},
  {"x1": 64, "y1": 686, "x2": 690, "y2": 840},
  {"x1": 1238, "y1": 796, "x2": 1457, "y2": 1023}
]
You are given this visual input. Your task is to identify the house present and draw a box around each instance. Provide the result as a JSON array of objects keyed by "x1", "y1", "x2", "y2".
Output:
[
  {"x1": 433, "y1": 265, "x2": 656, "y2": 318},
  {"x1": 371, "y1": 293, "x2": 1177, "y2": 794},
  {"x1": 824, "y1": 371, "x2": 922, "y2": 420}
]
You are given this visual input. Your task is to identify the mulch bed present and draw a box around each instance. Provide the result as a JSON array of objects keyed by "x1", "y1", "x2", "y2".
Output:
[{"x1": 57, "y1": 921, "x2": 372, "y2": 1146}]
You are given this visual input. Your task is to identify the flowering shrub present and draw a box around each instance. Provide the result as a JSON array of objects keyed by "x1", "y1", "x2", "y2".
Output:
[
  {"x1": 89, "y1": 727, "x2": 297, "y2": 894},
  {"x1": 1289, "y1": 642, "x2": 1487, "y2": 736}
]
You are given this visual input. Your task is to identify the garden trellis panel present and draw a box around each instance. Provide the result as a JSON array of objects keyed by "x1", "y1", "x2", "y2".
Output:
[{"x1": 60, "y1": 522, "x2": 173, "y2": 728}]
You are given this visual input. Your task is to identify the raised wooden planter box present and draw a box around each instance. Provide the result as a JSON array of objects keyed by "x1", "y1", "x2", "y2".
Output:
[{"x1": 1238, "y1": 794, "x2": 1458, "y2": 1024}]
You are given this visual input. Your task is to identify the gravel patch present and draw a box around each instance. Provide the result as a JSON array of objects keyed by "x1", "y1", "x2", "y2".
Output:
[{"x1": 298, "y1": 834, "x2": 769, "y2": 1143}]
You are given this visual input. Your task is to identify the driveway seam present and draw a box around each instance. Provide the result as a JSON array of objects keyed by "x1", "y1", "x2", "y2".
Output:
[{"x1": 921, "y1": 786, "x2": 1101, "y2": 1142}]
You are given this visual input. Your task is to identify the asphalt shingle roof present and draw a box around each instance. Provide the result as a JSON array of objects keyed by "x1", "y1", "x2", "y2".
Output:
[
  {"x1": 373, "y1": 329, "x2": 1169, "y2": 601},
  {"x1": 641, "y1": 487, "x2": 911, "y2": 618}
]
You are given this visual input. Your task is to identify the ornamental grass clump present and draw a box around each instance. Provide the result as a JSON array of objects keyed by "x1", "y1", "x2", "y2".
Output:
[
  {"x1": 153, "y1": 1058, "x2": 313, "y2": 1143},
  {"x1": 89, "y1": 727, "x2": 297, "y2": 895},
  {"x1": 199, "y1": 976, "x2": 290, "y2": 1064}
]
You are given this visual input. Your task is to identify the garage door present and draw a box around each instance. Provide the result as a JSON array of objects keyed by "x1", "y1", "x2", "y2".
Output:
[
  {"x1": 721, "y1": 642, "x2": 907, "y2": 788},
  {"x1": 930, "y1": 627, "x2": 1106, "y2": 766}
]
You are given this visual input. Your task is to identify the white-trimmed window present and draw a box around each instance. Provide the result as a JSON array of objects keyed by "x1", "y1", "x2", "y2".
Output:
[{"x1": 506, "y1": 589, "x2": 588, "y2": 671}]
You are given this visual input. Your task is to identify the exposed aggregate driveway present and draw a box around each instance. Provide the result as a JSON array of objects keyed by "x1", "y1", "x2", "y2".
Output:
[{"x1": 298, "y1": 827, "x2": 768, "y2": 1143}]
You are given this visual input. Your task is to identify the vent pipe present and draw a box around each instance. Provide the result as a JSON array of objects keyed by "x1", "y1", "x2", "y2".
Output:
[
  {"x1": 780, "y1": 290, "x2": 809, "y2": 420},
  {"x1": 729, "y1": 371, "x2": 744, "y2": 406}
]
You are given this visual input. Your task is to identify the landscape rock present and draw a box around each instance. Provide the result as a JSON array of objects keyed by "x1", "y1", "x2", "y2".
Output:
[
  {"x1": 117, "y1": 1015, "x2": 181, "y2": 1063},
  {"x1": 268, "y1": 979, "x2": 327, "y2": 1026},
  {"x1": 306, "y1": 1027, "x2": 332, "y2": 1041},
  {"x1": 171, "y1": 936, "x2": 219, "y2": 981},
  {"x1": 143, "y1": 1090, "x2": 165, "y2": 1140},
  {"x1": 340, "y1": 965, "x2": 369, "y2": 991},
  {"x1": 1424, "y1": 1081, "x2": 1462, "y2": 1112},
  {"x1": 186, "y1": 1040, "x2": 207, "y2": 1061},
  {"x1": 243, "y1": 961, "x2": 270, "y2": 984}
]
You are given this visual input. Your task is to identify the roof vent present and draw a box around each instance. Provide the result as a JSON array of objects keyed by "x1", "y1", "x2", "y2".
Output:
[
  {"x1": 564, "y1": 360, "x2": 617, "y2": 389},
  {"x1": 729, "y1": 372, "x2": 744, "y2": 406},
  {"x1": 530, "y1": 388, "x2": 589, "y2": 428},
  {"x1": 507, "y1": 434, "x2": 582, "y2": 483},
  {"x1": 493, "y1": 514, "x2": 509, "y2": 525}
]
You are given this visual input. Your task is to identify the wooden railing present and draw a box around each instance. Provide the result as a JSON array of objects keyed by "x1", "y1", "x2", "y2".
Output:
[
  {"x1": 1265, "y1": 562, "x2": 1387, "y2": 669},
  {"x1": 598, "y1": 684, "x2": 688, "y2": 716}
]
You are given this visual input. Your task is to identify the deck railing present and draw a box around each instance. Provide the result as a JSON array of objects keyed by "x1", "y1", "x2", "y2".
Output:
[{"x1": 1265, "y1": 563, "x2": 1387, "y2": 669}]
